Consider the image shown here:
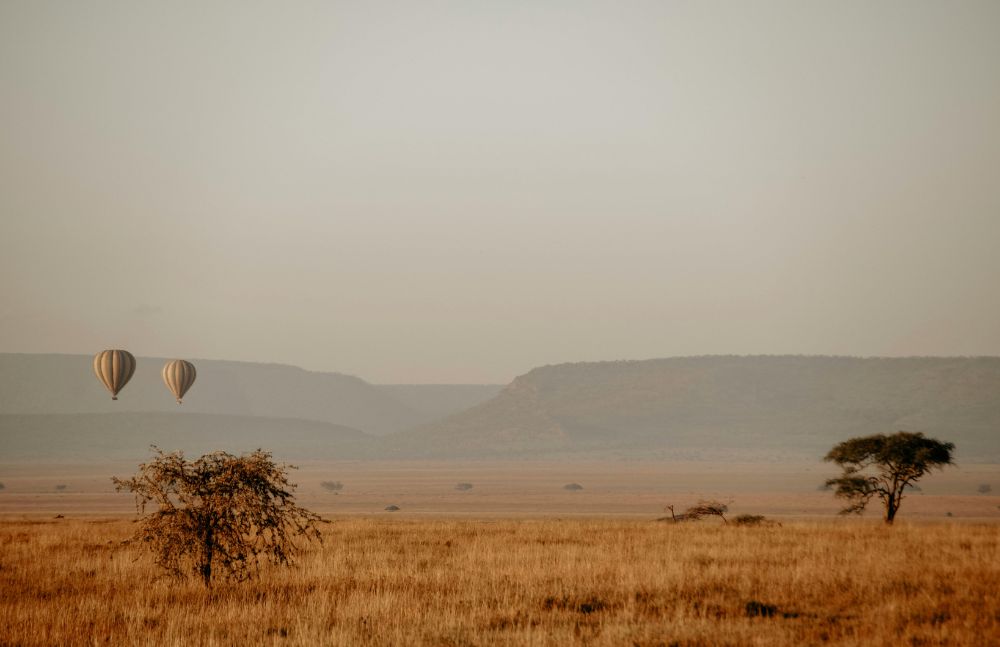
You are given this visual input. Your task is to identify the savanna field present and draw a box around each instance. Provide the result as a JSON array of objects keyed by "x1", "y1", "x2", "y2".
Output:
[
  {"x1": 4, "y1": 1, "x2": 1000, "y2": 646},
  {"x1": 2, "y1": 517, "x2": 998, "y2": 647}
]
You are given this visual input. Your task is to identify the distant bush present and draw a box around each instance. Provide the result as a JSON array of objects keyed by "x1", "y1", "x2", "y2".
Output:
[
  {"x1": 745, "y1": 600, "x2": 797, "y2": 619},
  {"x1": 732, "y1": 514, "x2": 781, "y2": 527},
  {"x1": 978, "y1": 484, "x2": 992, "y2": 494},
  {"x1": 563, "y1": 483, "x2": 583, "y2": 491},
  {"x1": 384, "y1": 505, "x2": 400, "y2": 512},
  {"x1": 321, "y1": 481, "x2": 344, "y2": 492},
  {"x1": 455, "y1": 483, "x2": 473, "y2": 491},
  {"x1": 0, "y1": 482, "x2": 5, "y2": 491},
  {"x1": 542, "y1": 594, "x2": 611, "y2": 614},
  {"x1": 745, "y1": 600, "x2": 778, "y2": 618},
  {"x1": 732, "y1": 514, "x2": 765, "y2": 526},
  {"x1": 55, "y1": 484, "x2": 67, "y2": 491}
]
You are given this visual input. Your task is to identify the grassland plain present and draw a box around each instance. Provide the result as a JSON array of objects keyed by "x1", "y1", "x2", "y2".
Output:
[
  {"x1": 1, "y1": 518, "x2": 998, "y2": 646},
  {"x1": 3, "y1": 460, "x2": 999, "y2": 519}
]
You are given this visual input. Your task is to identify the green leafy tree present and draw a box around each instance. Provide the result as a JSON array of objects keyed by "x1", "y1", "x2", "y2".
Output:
[
  {"x1": 824, "y1": 432, "x2": 954, "y2": 524},
  {"x1": 114, "y1": 447, "x2": 323, "y2": 586}
]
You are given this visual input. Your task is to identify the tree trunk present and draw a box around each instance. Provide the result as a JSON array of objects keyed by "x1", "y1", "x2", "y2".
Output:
[
  {"x1": 201, "y1": 526, "x2": 214, "y2": 587},
  {"x1": 884, "y1": 497, "x2": 897, "y2": 524}
]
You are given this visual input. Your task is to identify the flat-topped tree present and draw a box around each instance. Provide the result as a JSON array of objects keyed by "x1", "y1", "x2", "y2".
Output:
[{"x1": 824, "y1": 432, "x2": 954, "y2": 524}]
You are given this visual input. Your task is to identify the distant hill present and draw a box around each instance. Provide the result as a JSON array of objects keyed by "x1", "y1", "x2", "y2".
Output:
[
  {"x1": 0, "y1": 354, "x2": 499, "y2": 435},
  {"x1": 387, "y1": 356, "x2": 1000, "y2": 461},
  {"x1": 0, "y1": 412, "x2": 377, "y2": 463},
  {"x1": 4, "y1": 354, "x2": 998, "y2": 463}
]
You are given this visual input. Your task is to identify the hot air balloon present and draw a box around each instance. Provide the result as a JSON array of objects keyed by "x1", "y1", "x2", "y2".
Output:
[
  {"x1": 162, "y1": 359, "x2": 196, "y2": 404},
  {"x1": 93, "y1": 349, "x2": 136, "y2": 400}
]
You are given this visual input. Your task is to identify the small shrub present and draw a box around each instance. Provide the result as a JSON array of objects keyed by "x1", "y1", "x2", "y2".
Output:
[
  {"x1": 732, "y1": 514, "x2": 765, "y2": 526},
  {"x1": 745, "y1": 600, "x2": 778, "y2": 618},
  {"x1": 541, "y1": 594, "x2": 611, "y2": 614},
  {"x1": 563, "y1": 483, "x2": 583, "y2": 491},
  {"x1": 978, "y1": 484, "x2": 992, "y2": 494},
  {"x1": 455, "y1": 483, "x2": 473, "y2": 491},
  {"x1": 384, "y1": 505, "x2": 400, "y2": 511},
  {"x1": 320, "y1": 481, "x2": 344, "y2": 492},
  {"x1": 0, "y1": 482, "x2": 5, "y2": 491},
  {"x1": 55, "y1": 484, "x2": 68, "y2": 491},
  {"x1": 732, "y1": 514, "x2": 781, "y2": 527}
]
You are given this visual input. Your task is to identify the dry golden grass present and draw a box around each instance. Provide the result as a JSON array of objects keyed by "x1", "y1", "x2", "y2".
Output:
[{"x1": 1, "y1": 517, "x2": 998, "y2": 646}]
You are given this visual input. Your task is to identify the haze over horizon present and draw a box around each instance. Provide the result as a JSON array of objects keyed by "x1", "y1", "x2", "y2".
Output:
[{"x1": 2, "y1": 1, "x2": 999, "y2": 383}]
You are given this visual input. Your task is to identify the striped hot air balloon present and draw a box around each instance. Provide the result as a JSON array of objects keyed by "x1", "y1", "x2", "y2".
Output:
[
  {"x1": 162, "y1": 359, "x2": 196, "y2": 404},
  {"x1": 93, "y1": 349, "x2": 136, "y2": 400}
]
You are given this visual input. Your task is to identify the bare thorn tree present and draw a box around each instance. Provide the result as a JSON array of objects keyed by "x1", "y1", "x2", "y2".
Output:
[
  {"x1": 685, "y1": 499, "x2": 729, "y2": 523},
  {"x1": 663, "y1": 500, "x2": 730, "y2": 523},
  {"x1": 663, "y1": 505, "x2": 697, "y2": 522},
  {"x1": 113, "y1": 447, "x2": 323, "y2": 587}
]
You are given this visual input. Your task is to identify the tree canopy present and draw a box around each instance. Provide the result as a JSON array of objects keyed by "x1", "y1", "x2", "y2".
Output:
[
  {"x1": 114, "y1": 447, "x2": 323, "y2": 586},
  {"x1": 824, "y1": 431, "x2": 954, "y2": 524}
]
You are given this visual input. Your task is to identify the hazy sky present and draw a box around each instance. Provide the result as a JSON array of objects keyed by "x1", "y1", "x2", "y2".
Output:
[{"x1": 2, "y1": 1, "x2": 998, "y2": 383}]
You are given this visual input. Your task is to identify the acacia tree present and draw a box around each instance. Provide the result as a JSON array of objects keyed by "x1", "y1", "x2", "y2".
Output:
[
  {"x1": 113, "y1": 447, "x2": 323, "y2": 586},
  {"x1": 824, "y1": 432, "x2": 954, "y2": 524}
]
